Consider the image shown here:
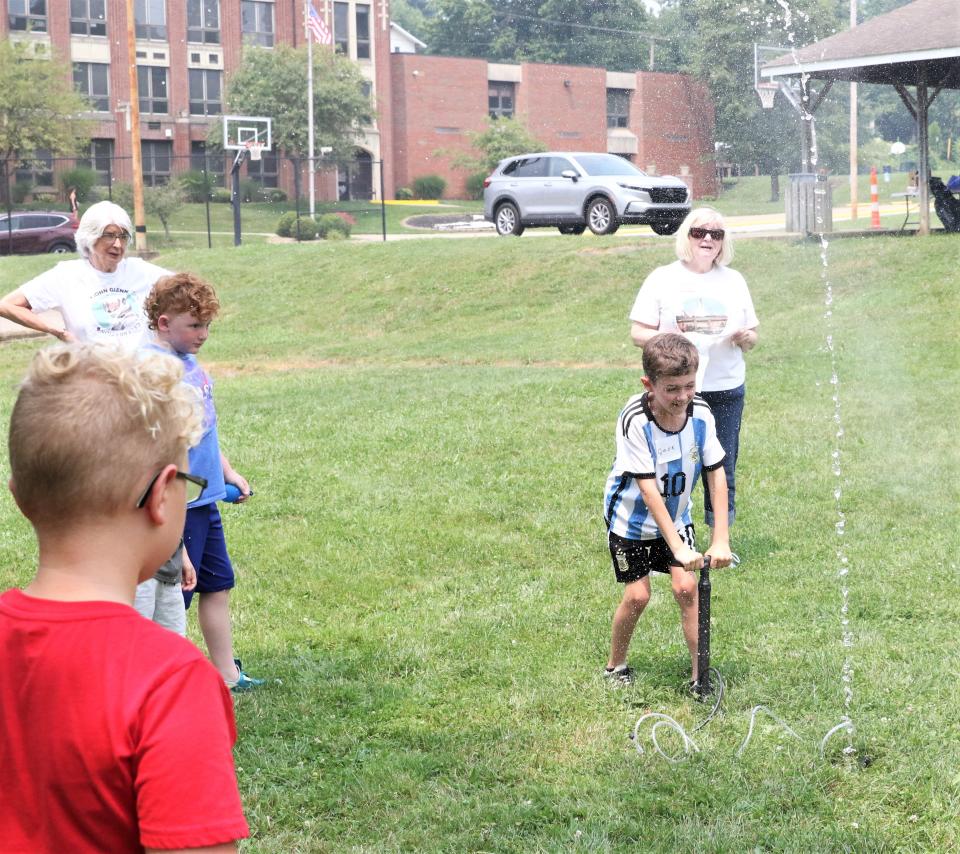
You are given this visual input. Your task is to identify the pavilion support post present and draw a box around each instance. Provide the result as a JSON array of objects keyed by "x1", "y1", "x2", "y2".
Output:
[{"x1": 917, "y1": 82, "x2": 930, "y2": 235}]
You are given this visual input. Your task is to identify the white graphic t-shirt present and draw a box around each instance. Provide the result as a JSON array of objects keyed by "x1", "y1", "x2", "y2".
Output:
[
  {"x1": 629, "y1": 260, "x2": 759, "y2": 392},
  {"x1": 20, "y1": 257, "x2": 171, "y2": 349}
]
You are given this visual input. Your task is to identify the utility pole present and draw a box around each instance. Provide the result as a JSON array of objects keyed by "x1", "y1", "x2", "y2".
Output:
[
  {"x1": 849, "y1": 0, "x2": 858, "y2": 222},
  {"x1": 124, "y1": 0, "x2": 147, "y2": 253}
]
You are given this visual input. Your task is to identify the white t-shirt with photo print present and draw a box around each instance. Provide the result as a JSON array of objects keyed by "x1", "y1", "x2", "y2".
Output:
[
  {"x1": 629, "y1": 260, "x2": 758, "y2": 392},
  {"x1": 20, "y1": 256, "x2": 171, "y2": 350}
]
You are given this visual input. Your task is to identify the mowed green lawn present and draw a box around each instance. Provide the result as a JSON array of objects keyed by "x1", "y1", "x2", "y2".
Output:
[{"x1": 0, "y1": 231, "x2": 957, "y2": 851}]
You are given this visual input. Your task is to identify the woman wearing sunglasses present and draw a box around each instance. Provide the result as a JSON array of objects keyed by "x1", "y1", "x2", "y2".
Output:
[
  {"x1": 0, "y1": 200, "x2": 170, "y2": 349},
  {"x1": 628, "y1": 207, "x2": 759, "y2": 532}
]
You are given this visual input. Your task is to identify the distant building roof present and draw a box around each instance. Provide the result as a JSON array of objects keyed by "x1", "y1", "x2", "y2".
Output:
[
  {"x1": 390, "y1": 21, "x2": 427, "y2": 54},
  {"x1": 761, "y1": 0, "x2": 960, "y2": 87}
]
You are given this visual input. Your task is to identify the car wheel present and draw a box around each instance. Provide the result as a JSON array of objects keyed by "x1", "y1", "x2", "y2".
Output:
[
  {"x1": 557, "y1": 224, "x2": 586, "y2": 235},
  {"x1": 48, "y1": 243, "x2": 73, "y2": 254},
  {"x1": 494, "y1": 202, "x2": 524, "y2": 236},
  {"x1": 650, "y1": 221, "x2": 682, "y2": 236},
  {"x1": 586, "y1": 198, "x2": 619, "y2": 235}
]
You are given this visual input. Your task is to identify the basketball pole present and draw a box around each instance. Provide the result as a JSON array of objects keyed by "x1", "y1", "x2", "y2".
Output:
[{"x1": 231, "y1": 148, "x2": 246, "y2": 247}]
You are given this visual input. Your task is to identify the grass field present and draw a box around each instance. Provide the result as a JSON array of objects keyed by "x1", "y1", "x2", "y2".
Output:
[{"x1": 0, "y1": 231, "x2": 958, "y2": 851}]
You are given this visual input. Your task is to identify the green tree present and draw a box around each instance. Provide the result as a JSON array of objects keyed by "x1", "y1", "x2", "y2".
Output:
[
  {"x1": 0, "y1": 41, "x2": 91, "y2": 169},
  {"x1": 656, "y1": 0, "x2": 845, "y2": 197},
  {"x1": 455, "y1": 117, "x2": 545, "y2": 174},
  {"x1": 426, "y1": 0, "x2": 653, "y2": 71},
  {"x1": 391, "y1": 0, "x2": 429, "y2": 37},
  {"x1": 112, "y1": 181, "x2": 184, "y2": 239},
  {"x1": 223, "y1": 46, "x2": 372, "y2": 162}
]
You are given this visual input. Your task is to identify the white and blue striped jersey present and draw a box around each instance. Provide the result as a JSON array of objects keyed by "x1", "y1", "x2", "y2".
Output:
[{"x1": 604, "y1": 392, "x2": 725, "y2": 541}]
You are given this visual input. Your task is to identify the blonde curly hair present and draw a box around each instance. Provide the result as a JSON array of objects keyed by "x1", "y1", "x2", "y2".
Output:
[{"x1": 8, "y1": 344, "x2": 203, "y2": 524}]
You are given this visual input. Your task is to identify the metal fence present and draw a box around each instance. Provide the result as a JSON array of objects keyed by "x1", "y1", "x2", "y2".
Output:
[{"x1": 1, "y1": 151, "x2": 388, "y2": 245}]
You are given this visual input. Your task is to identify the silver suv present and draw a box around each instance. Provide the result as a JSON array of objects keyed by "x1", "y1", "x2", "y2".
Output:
[{"x1": 483, "y1": 152, "x2": 690, "y2": 237}]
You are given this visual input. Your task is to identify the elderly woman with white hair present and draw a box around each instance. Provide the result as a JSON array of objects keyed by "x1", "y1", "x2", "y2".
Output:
[
  {"x1": 0, "y1": 200, "x2": 170, "y2": 347},
  {"x1": 629, "y1": 207, "x2": 759, "y2": 531}
]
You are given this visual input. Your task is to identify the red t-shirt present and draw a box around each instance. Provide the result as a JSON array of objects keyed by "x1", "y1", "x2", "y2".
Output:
[{"x1": 0, "y1": 589, "x2": 250, "y2": 852}]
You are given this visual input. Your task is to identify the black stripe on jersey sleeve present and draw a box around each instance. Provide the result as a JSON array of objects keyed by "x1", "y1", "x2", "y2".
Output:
[
  {"x1": 605, "y1": 471, "x2": 651, "y2": 525},
  {"x1": 703, "y1": 456, "x2": 726, "y2": 471},
  {"x1": 621, "y1": 399, "x2": 647, "y2": 437}
]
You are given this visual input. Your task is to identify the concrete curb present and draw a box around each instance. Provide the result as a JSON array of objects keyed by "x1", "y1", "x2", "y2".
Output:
[{"x1": 0, "y1": 310, "x2": 63, "y2": 343}]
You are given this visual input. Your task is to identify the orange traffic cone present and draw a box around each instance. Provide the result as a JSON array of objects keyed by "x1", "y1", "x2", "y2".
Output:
[{"x1": 870, "y1": 166, "x2": 881, "y2": 229}]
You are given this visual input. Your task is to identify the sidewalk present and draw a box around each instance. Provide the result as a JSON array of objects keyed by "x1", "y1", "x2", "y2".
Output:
[{"x1": 0, "y1": 310, "x2": 63, "y2": 342}]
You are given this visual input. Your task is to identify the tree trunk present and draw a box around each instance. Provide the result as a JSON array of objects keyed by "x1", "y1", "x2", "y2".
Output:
[{"x1": 770, "y1": 173, "x2": 780, "y2": 203}]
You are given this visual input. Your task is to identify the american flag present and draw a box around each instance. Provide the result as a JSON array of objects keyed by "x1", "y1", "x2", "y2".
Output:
[{"x1": 307, "y1": 3, "x2": 332, "y2": 46}]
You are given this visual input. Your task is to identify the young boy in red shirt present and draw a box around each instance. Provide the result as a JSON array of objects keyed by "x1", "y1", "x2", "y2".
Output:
[{"x1": 0, "y1": 344, "x2": 249, "y2": 852}]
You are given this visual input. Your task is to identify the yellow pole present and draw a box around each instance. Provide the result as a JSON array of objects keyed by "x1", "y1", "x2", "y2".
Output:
[{"x1": 125, "y1": 0, "x2": 147, "y2": 253}]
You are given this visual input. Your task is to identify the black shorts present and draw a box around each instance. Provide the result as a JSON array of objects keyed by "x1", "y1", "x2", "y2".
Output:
[{"x1": 608, "y1": 524, "x2": 696, "y2": 584}]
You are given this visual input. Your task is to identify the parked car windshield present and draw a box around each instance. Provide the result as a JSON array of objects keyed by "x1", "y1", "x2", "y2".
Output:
[{"x1": 574, "y1": 154, "x2": 646, "y2": 177}]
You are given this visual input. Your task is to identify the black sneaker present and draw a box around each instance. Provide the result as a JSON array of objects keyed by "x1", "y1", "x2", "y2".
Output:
[{"x1": 604, "y1": 665, "x2": 634, "y2": 685}]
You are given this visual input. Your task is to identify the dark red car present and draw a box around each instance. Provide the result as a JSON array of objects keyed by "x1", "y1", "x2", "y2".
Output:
[{"x1": 0, "y1": 212, "x2": 78, "y2": 256}]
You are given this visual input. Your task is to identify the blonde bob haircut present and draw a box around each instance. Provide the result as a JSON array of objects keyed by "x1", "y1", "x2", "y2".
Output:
[
  {"x1": 75, "y1": 200, "x2": 134, "y2": 259},
  {"x1": 8, "y1": 344, "x2": 203, "y2": 525},
  {"x1": 674, "y1": 206, "x2": 734, "y2": 267}
]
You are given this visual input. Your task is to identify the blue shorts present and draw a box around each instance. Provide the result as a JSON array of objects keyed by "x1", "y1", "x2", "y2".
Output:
[{"x1": 182, "y1": 502, "x2": 235, "y2": 608}]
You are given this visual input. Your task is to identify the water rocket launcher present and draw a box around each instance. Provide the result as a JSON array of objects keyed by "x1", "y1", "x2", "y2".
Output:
[{"x1": 689, "y1": 554, "x2": 740, "y2": 700}]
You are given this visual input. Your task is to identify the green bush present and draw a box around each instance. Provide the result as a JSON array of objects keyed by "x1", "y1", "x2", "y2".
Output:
[
  {"x1": 266, "y1": 189, "x2": 287, "y2": 203},
  {"x1": 179, "y1": 170, "x2": 217, "y2": 203},
  {"x1": 395, "y1": 186, "x2": 414, "y2": 200},
  {"x1": 12, "y1": 180, "x2": 31, "y2": 204},
  {"x1": 238, "y1": 179, "x2": 259, "y2": 203},
  {"x1": 277, "y1": 211, "x2": 317, "y2": 238},
  {"x1": 315, "y1": 213, "x2": 351, "y2": 239},
  {"x1": 292, "y1": 216, "x2": 318, "y2": 240},
  {"x1": 465, "y1": 172, "x2": 487, "y2": 201},
  {"x1": 211, "y1": 188, "x2": 232, "y2": 204},
  {"x1": 412, "y1": 175, "x2": 446, "y2": 200},
  {"x1": 60, "y1": 167, "x2": 98, "y2": 202},
  {"x1": 276, "y1": 211, "x2": 297, "y2": 237}
]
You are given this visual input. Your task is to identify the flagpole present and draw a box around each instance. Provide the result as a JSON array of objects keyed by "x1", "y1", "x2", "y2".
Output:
[{"x1": 306, "y1": 0, "x2": 316, "y2": 217}]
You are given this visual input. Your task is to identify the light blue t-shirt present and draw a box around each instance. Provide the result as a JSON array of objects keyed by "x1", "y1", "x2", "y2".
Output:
[{"x1": 143, "y1": 343, "x2": 226, "y2": 507}]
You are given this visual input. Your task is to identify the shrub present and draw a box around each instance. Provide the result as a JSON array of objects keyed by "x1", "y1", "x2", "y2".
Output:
[
  {"x1": 465, "y1": 171, "x2": 487, "y2": 201},
  {"x1": 238, "y1": 179, "x2": 259, "y2": 203},
  {"x1": 292, "y1": 216, "x2": 318, "y2": 240},
  {"x1": 12, "y1": 180, "x2": 31, "y2": 204},
  {"x1": 412, "y1": 174, "x2": 446, "y2": 200},
  {"x1": 211, "y1": 188, "x2": 232, "y2": 204},
  {"x1": 266, "y1": 189, "x2": 287, "y2": 203},
  {"x1": 179, "y1": 170, "x2": 217, "y2": 203},
  {"x1": 395, "y1": 186, "x2": 414, "y2": 200},
  {"x1": 315, "y1": 213, "x2": 351, "y2": 239},
  {"x1": 276, "y1": 211, "x2": 296, "y2": 237},
  {"x1": 60, "y1": 167, "x2": 97, "y2": 202}
]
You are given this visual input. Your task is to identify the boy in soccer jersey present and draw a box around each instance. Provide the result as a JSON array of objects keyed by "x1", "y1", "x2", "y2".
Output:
[
  {"x1": 603, "y1": 333, "x2": 733, "y2": 686},
  {"x1": 0, "y1": 344, "x2": 249, "y2": 851}
]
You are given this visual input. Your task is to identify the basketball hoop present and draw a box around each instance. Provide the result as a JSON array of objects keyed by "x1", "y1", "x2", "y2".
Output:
[
  {"x1": 756, "y1": 82, "x2": 779, "y2": 110},
  {"x1": 245, "y1": 141, "x2": 264, "y2": 162}
]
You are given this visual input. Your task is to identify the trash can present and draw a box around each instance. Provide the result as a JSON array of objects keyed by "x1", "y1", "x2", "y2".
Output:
[{"x1": 786, "y1": 172, "x2": 832, "y2": 235}]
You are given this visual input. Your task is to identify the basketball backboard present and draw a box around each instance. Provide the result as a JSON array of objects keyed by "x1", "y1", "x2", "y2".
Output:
[{"x1": 222, "y1": 115, "x2": 273, "y2": 152}]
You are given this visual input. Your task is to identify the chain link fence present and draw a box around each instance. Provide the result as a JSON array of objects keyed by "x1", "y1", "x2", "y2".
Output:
[{"x1": 1, "y1": 151, "x2": 388, "y2": 247}]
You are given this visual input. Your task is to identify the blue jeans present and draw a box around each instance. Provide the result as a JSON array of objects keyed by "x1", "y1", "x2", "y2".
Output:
[{"x1": 700, "y1": 384, "x2": 745, "y2": 528}]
